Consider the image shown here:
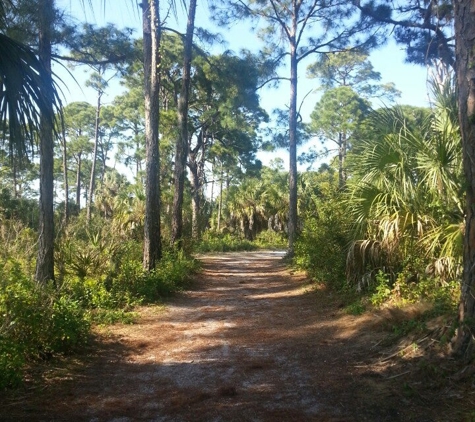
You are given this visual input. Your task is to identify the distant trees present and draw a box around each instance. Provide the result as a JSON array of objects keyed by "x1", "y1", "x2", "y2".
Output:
[
  {"x1": 213, "y1": 0, "x2": 384, "y2": 254},
  {"x1": 65, "y1": 23, "x2": 135, "y2": 223},
  {"x1": 62, "y1": 102, "x2": 95, "y2": 208},
  {"x1": 310, "y1": 88, "x2": 369, "y2": 188},
  {"x1": 308, "y1": 49, "x2": 399, "y2": 188}
]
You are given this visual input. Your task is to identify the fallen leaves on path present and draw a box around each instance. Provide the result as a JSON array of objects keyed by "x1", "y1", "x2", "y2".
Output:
[{"x1": 1, "y1": 251, "x2": 473, "y2": 421}]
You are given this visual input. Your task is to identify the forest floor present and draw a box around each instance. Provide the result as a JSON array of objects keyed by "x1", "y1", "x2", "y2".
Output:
[{"x1": 1, "y1": 250, "x2": 475, "y2": 421}]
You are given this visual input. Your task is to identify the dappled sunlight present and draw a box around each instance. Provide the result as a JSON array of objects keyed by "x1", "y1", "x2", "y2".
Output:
[
  {"x1": 248, "y1": 286, "x2": 309, "y2": 300},
  {"x1": 1, "y1": 251, "x2": 468, "y2": 421}
]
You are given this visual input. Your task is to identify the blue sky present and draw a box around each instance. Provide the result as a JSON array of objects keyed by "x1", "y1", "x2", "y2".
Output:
[
  {"x1": 57, "y1": 1, "x2": 430, "y2": 109},
  {"x1": 56, "y1": 0, "x2": 431, "y2": 168}
]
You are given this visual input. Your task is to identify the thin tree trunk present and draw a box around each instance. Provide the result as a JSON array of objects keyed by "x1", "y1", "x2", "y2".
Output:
[
  {"x1": 142, "y1": 0, "x2": 162, "y2": 270},
  {"x1": 288, "y1": 32, "x2": 298, "y2": 256},
  {"x1": 86, "y1": 90, "x2": 102, "y2": 223},
  {"x1": 217, "y1": 165, "x2": 223, "y2": 232},
  {"x1": 35, "y1": 0, "x2": 55, "y2": 284},
  {"x1": 338, "y1": 132, "x2": 347, "y2": 189},
  {"x1": 189, "y1": 159, "x2": 200, "y2": 240},
  {"x1": 171, "y1": 0, "x2": 197, "y2": 246},
  {"x1": 453, "y1": 0, "x2": 475, "y2": 359},
  {"x1": 75, "y1": 155, "x2": 81, "y2": 208},
  {"x1": 61, "y1": 134, "x2": 69, "y2": 224}
]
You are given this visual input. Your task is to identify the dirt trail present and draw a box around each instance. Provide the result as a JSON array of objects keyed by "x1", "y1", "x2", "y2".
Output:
[{"x1": 1, "y1": 251, "x2": 470, "y2": 421}]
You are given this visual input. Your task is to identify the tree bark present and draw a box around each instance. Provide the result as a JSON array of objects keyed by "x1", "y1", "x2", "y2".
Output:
[
  {"x1": 217, "y1": 165, "x2": 223, "y2": 232},
  {"x1": 338, "y1": 132, "x2": 347, "y2": 189},
  {"x1": 35, "y1": 0, "x2": 55, "y2": 284},
  {"x1": 61, "y1": 133, "x2": 69, "y2": 224},
  {"x1": 86, "y1": 90, "x2": 102, "y2": 223},
  {"x1": 453, "y1": 0, "x2": 475, "y2": 360},
  {"x1": 171, "y1": 0, "x2": 197, "y2": 246},
  {"x1": 75, "y1": 154, "x2": 82, "y2": 207},
  {"x1": 189, "y1": 159, "x2": 200, "y2": 240},
  {"x1": 288, "y1": 30, "x2": 298, "y2": 256},
  {"x1": 142, "y1": 0, "x2": 162, "y2": 270}
]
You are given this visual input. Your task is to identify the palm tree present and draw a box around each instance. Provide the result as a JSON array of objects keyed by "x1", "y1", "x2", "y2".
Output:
[
  {"x1": 346, "y1": 81, "x2": 463, "y2": 288},
  {"x1": 0, "y1": 33, "x2": 60, "y2": 157}
]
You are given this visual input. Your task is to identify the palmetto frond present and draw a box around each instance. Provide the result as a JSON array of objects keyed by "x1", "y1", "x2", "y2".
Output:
[
  {"x1": 0, "y1": 32, "x2": 62, "y2": 158},
  {"x1": 345, "y1": 83, "x2": 463, "y2": 286}
]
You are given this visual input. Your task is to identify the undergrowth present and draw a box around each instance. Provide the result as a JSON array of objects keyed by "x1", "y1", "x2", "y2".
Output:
[
  {"x1": 292, "y1": 195, "x2": 460, "y2": 339},
  {"x1": 195, "y1": 230, "x2": 286, "y2": 253},
  {"x1": 0, "y1": 218, "x2": 199, "y2": 390}
]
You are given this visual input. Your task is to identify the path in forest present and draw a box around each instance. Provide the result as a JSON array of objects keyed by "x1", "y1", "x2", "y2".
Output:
[{"x1": 1, "y1": 251, "x2": 463, "y2": 421}]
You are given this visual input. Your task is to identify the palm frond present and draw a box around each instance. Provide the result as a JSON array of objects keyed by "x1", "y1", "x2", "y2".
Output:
[{"x1": 0, "y1": 32, "x2": 62, "y2": 158}]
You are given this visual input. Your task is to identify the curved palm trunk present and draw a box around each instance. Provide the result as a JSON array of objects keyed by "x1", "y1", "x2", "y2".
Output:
[
  {"x1": 35, "y1": 0, "x2": 55, "y2": 284},
  {"x1": 171, "y1": 0, "x2": 197, "y2": 246},
  {"x1": 453, "y1": 1, "x2": 475, "y2": 359},
  {"x1": 142, "y1": 0, "x2": 162, "y2": 270}
]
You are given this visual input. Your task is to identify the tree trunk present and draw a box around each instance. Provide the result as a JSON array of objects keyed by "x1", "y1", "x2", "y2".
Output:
[
  {"x1": 86, "y1": 90, "x2": 102, "y2": 223},
  {"x1": 189, "y1": 160, "x2": 200, "y2": 240},
  {"x1": 142, "y1": 0, "x2": 162, "y2": 270},
  {"x1": 171, "y1": 0, "x2": 197, "y2": 246},
  {"x1": 338, "y1": 131, "x2": 347, "y2": 189},
  {"x1": 217, "y1": 166, "x2": 223, "y2": 232},
  {"x1": 288, "y1": 32, "x2": 298, "y2": 256},
  {"x1": 61, "y1": 133, "x2": 69, "y2": 224},
  {"x1": 453, "y1": 0, "x2": 475, "y2": 360},
  {"x1": 12, "y1": 161, "x2": 18, "y2": 198},
  {"x1": 35, "y1": 0, "x2": 55, "y2": 284},
  {"x1": 76, "y1": 154, "x2": 82, "y2": 207},
  {"x1": 249, "y1": 211, "x2": 255, "y2": 240}
]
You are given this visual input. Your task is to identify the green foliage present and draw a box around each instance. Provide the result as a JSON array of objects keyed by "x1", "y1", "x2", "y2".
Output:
[
  {"x1": 254, "y1": 230, "x2": 287, "y2": 249},
  {"x1": 344, "y1": 300, "x2": 366, "y2": 315},
  {"x1": 0, "y1": 188, "x2": 39, "y2": 229},
  {"x1": 0, "y1": 218, "x2": 37, "y2": 275},
  {"x1": 345, "y1": 81, "x2": 463, "y2": 297},
  {"x1": 61, "y1": 243, "x2": 199, "y2": 319},
  {"x1": 369, "y1": 271, "x2": 392, "y2": 306},
  {"x1": 294, "y1": 192, "x2": 351, "y2": 289},
  {"x1": 87, "y1": 309, "x2": 138, "y2": 325},
  {"x1": 195, "y1": 232, "x2": 257, "y2": 253},
  {"x1": 0, "y1": 208, "x2": 199, "y2": 389},
  {"x1": 0, "y1": 261, "x2": 89, "y2": 389}
]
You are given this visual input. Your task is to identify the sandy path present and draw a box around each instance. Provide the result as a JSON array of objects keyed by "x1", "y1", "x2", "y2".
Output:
[{"x1": 1, "y1": 251, "x2": 463, "y2": 421}]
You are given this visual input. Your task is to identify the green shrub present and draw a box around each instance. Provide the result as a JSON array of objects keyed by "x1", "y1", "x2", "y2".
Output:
[
  {"x1": 0, "y1": 261, "x2": 89, "y2": 388},
  {"x1": 294, "y1": 195, "x2": 350, "y2": 289},
  {"x1": 254, "y1": 230, "x2": 287, "y2": 249},
  {"x1": 0, "y1": 339, "x2": 24, "y2": 389},
  {"x1": 62, "y1": 248, "x2": 199, "y2": 312},
  {"x1": 195, "y1": 232, "x2": 257, "y2": 253},
  {"x1": 87, "y1": 309, "x2": 138, "y2": 325},
  {"x1": 0, "y1": 213, "x2": 200, "y2": 389},
  {"x1": 138, "y1": 249, "x2": 200, "y2": 301},
  {"x1": 369, "y1": 271, "x2": 392, "y2": 306}
]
